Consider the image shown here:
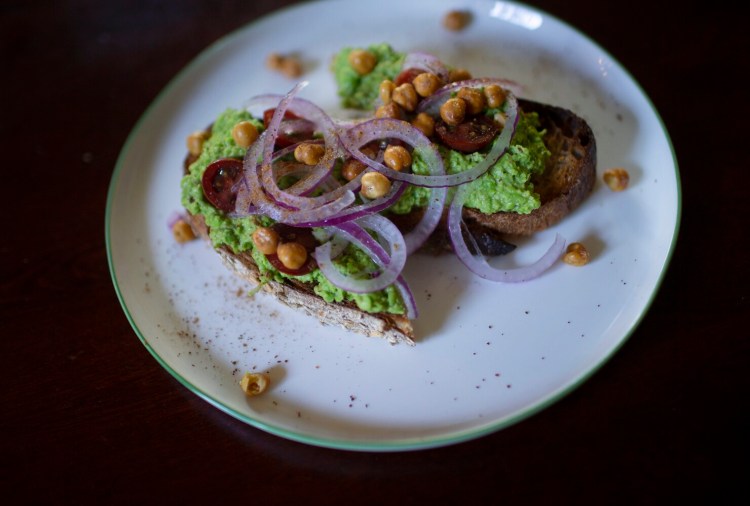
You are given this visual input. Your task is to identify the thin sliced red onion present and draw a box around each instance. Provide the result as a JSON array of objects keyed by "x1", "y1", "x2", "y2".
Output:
[
  {"x1": 279, "y1": 118, "x2": 316, "y2": 139},
  {"x1": 232, "y1": 135, "x2": 267, "y2": 217},
  {"x1": 394, "y1": 276, "x2": 418, "y2": 319},
  {"x1": 235, "y1": 130, "x2": 357, "y2": 223},
  {"x1": 265, "y1": 139, "x2": 364, "y2": 199},
  {"x1": 341, "y1": 118, "x2": 447, "y2": 187},
  {"x1": 247, "y1": 88, "x2": 352, "y2": 207},
  {"x1": 447, "y1": 185, "x2": 565, "y2": 282},
  {"x1": 403, "y1": 187, "x2": 446, "y2": 255},
  {"x1": 321, "y1": 233, "x2": 349, "y2": 259},
  {"x1": 403, "y1": 52, "x2": 451, "y2": 82},
  {"x1": 260, "y1": 82, "x2": 343, "y2": 210},
  {"x1": 341, "y1": 214, "x2": 407, "y2": 270},
  {"x1": 314, "y1": 215, "x2": 407, "y2": 293}
]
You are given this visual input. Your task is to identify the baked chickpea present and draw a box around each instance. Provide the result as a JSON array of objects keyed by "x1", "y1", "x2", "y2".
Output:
[
  {"x1": 379, "y1": 79, "x2": 396, "y2": 105},
  {"x1": 280, "y1": 57, "x2": 303, "y2": 78},
  {"x1": 294, "y1": 142, "x2": 326, "y2": 165},
  {"x1": 277, "y1": 242, "x2": 308, "y2": 270},
  {"x1": 172, "y1": 219, "x2": 196, "y2": 243},
  {"x1": 240, "y1": 372, "x2": 270, "y2": 396},
  {"x1": 603, "y1": 168, "x2": 630, "y2": 191},
  {"x1": 392, "y1": 82, "x2": 418, "y2": 112},
  {"x1": 342, "y1": 158, "x2": 367, "y2": 181},
  {"x1": 266, "y1": 52, "x2": 284, "y2": 70},
  {"x1": 484, "y1": 84, "x2": 507, "y2": 109},
  {"x1": 443, "y1": 10, "x2": 472, "y2": 31},
  {"x1": 360, "y1": 172, "x2": 392, "y2": 199},
  {"x1": 383, "y1": 145, "x2": 412, "y2": 172},
  {"x1": 448, "y1": 68, "x2": 472, "y2": 82},
  {"x1": 375, "y1": 102, "x2": 404, "y2": 120},
  {"x1": 232, "y1": 121, "x2": 259, "y2": 148},
  {"x1": 440, "y1": 97, "x2": 466, "y2": 126},
  {"x1": 186, "y1": 131, "x2": 209, "y2": 156},
  {"x1": 252, "y1": 226, "x2": 280, "y2": 255},
  {"x1": 348, "y1": 49, "x2": 377, "y2": 75},
  {"x1": 266, "y1": 52, "x2": 303, "y2": 78},
  {"x1": 457, "y1": 87, "x2": 485, "y2": 115},
  {"x1": 412, "y1": 72, "x2": 442, "y2": 97},
  {"x1": 412, "y1": 112, "x2": 435, "y2": 137},
  {"x1": 563, "y1": 242, "x2": 590, "y2": 266}
]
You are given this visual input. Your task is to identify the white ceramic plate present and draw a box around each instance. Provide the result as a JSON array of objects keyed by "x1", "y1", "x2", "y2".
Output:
[{"x1": 107, "y1": 0, "x2": 680, "y2": 451}]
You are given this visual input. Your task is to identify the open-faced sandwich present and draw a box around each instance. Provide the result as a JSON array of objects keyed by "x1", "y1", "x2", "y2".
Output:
[{"x1": 179, "y1": 43, "x2": 596, "y2": 345}]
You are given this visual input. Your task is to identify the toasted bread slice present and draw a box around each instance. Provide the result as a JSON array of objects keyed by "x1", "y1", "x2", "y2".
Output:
[
  {"x1": 462, "y1": 99, "x2": 597, "y2": 236},
  {"x1": 388, "y1": 100, "x2": 596, "y2": 253},
  {"x1": 183, "y1": 148, "x2": 415, "y2": 346}
]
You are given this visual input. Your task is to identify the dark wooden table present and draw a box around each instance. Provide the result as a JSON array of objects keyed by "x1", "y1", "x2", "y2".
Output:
[{"x1": 3, "y1": 1, "x2": 746, "y2": 503}]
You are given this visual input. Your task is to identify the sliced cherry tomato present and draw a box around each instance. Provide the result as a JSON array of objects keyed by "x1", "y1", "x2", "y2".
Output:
[
  {"x1": 201, "y1": 158, "x2": 243, "y2": 213},
  {"x1": 394, "y1": 67, "x2": 423, "y2": 86},
  {"x1": 263, "y1": 108, "x2": 316, "y2": 148},
  {"x1": 434, "y1": 115, "x2": 500, "y2": 153},
  {"x1": 263, "y1": 108, "x2": 300, "y2": 128},
  {"x1": 265, "y1": 224, "x2": 318, "y2": 276}
]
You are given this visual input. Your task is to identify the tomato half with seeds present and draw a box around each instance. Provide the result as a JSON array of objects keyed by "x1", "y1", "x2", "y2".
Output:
[
  {"x1": 201, "y1": 158, "x2": 243, "y2": 213},
  {"x1": 434, "y1": 115, "x2": 500, "y2": 153}
]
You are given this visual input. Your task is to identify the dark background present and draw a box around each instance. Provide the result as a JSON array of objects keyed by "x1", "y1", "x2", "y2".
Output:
[{"x1": 2, "y1": 1, "x2": 746, "y2": 504}]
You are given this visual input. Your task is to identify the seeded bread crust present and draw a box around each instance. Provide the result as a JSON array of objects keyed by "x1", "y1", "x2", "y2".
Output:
[
  {"x1": 184, "y1": 149, "x2": 415, "y2": 346},
  {"x1": 462, "y1": 99, "x2": 597, "y2": 236}
]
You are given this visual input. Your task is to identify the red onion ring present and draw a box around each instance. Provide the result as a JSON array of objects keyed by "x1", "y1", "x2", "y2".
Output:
[
  {"x1": 248, "y1": 90, "x2": 359, "y2": 206},
  {"x1": 341, "y1": 118, "x2": 447, "y2": 187},
  {"x1": 314, "y1": 215, "x2": 407, "y2": 294},
  {"x1": 403, "y1": 52, "x2": 451, "y2": 82},
  {"x1": 447, "y1": 185, "x2": 565, "y2": 282},
  {"x1": 265, "y1": 139, "x2": 366, "y2": 202},
  {"x1": 260, "y1": 82, "x2": 346, "y2": 210},
  {"x1": 394, "y1": 277, "x2": 418, "y2": 319},
  {"x1": 235, "y1": 130, "x2": 357, "y2": 223}
]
